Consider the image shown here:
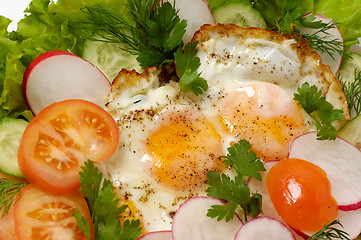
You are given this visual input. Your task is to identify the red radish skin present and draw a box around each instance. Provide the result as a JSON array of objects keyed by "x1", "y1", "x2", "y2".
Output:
[
  {"x1": 288, "y1": 132, "x2": 361, "y2": 210},
  {"x1": 301, "y1": 13, "x2": 343, "y2": 74},
  {"x1": 138, "y1": 231, "x2": 172, "y2": 240},
  {"x1": 234, "y1": 216, "x2": 296, "y2": 240},
  {"x1": 23, "y1": 50, "x2": 111, "y2": 115},
  {"x1": 165, "y1": 0, "x2": 215, "y2": 43},
  {"x1": 171, "y1": 196, "x2": 242, "y2": 240}
]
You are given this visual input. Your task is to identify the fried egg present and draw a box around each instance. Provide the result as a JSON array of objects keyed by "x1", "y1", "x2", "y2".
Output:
[{"x1": 102, "y1": 24, "x2": 349, "y2": 233}]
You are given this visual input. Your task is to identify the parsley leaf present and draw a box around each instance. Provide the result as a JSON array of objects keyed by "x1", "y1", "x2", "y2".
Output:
[
  {"x1": 174, "y1": 41, "x2": 208, "y2": 95},
  {"x1": 81, "y1": 0, "x2": 186, "y2": 68},
  {"x1": 220, "y1": 139, "x2": 265, "y2": 181},
  {"x1": 294, "y1": 82, "x2": 344, "y2": 140},
  {"x1": 206, "y1": 140, "x2": 265, "y2": 222},
  {"x1": 75, "y1": 160, "x2": 142, "y2": 240}
]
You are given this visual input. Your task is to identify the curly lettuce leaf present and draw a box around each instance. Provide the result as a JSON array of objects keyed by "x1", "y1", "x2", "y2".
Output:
[
  {"x1": 0, "y1": 16, "x2": 32, "y2": 120},
  {"x1": 1, "y1": 0, "x2": 129, "y2": 119}
]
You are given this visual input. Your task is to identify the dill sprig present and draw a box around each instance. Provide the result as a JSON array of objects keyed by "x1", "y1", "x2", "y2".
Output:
[
  {"x1": 80, "y1": 0, "x2": 186, "y2": 68},
  {"x1": 295, "y1": 21, "x2": 345, "y2": 60},
  {"x1": 0, "y1": 178, "x2": 28, "y2": 217},
  {"x1": 308, "y1": 220, "x2": 350, "y2": 240},
  {"x1": 340, "y1": 68, "x2": 361, "y2": 116}
]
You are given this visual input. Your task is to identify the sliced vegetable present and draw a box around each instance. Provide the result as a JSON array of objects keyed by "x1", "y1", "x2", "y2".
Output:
[
  {"x1": 138, "y1": 231, "x2": 172, "y2": 240},
  {"x1": 212, "y1": 2, "x2": 267, "y2": 28},
  {"x1": 266, "y1": 158, "x2": 338, "y2": 232},
  {"x1": 23, "y1": 50, "x2": 111, "y2": 115},
  {"x1": 234, "y1": 216, "x2": 296, "y2": 240},
  {"x1": 14, "y1": 184, "x2": 93, "y2": 240},
  {"x1": 0, "y1": 201, "x2": 16, "y2": 240},
  {"x1": 166, "y1": 0, "x2": 215, "y2": 43},
  {"x1": 338, "y1": 52, "x2": 361, "y2": 118},
  {"x1": 82, "y1": 40, "x2": 142, "y2": 81},
  {"x1": 338, "y1": 114, "x2": 361, "y2": 150},
  {"x1": 338, "y1": 52, "x2": 361, "y2": 83},
  {"x1": 301, "y1": 13, "x2": 343, "y2": 74},
  {"x1": 249, "y1": 162, "x2": 361, "y2": 239},
  {"x1": 17, "y1": 99, "x2": 119, "y2": 194},
  {"x1": 172, "y1": 196, "x2": 243, "y2": 240},
  {"x1": 288, "y1": 132, "x2": 361, "y2": 210},
  {"x1": 0, "y1": 117, "x2": 28, "y2": 177}
]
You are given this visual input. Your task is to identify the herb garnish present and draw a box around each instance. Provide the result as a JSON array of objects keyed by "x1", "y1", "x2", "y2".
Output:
[
  {"x1": 75, "y1": 160, "x2": 142, "y2": 240},
  {"x1": 308, "y1": 220, "x2": 350, "y2": 240},
  {"x1": 294, "y1": 82, "x2": 344, "y2": 140},
  {"x1": 0, "y1": 178, "x2": 28, "y2": 217},
  {"x1": 339, "y1": 69, "x2": 361, "y2": 117},
  {"x1": 81, "y1": 0, "x2": 186, "y2": 68},
  {"x1": 174, "y1": 41, "x2": 208, "y2": 95},
  {"x1": 206, "y1": 139, "x2": 265, "y2": 222},
  {"x1": 253, "y1": 0, "x2": 344, "y2": 59}
]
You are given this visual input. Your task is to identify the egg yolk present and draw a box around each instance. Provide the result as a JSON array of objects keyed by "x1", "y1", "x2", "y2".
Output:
[
  {"x1": 266, "y1": 158, "x2": 338, "y2": 232},
  {"x1": 218, "y1": 82, "x2": 306, "y2": 161},
  {"x1": 146, "y1": 106, "x2": 225, "y2": 191}
]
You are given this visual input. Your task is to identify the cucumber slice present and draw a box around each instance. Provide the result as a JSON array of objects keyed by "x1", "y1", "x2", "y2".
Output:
[
  {"x1": 0, "y1": 117, "x2": 28, "y2": 177},
  {"x1": 338, "y1": 114, "x2": 361, "y2": 150},
  {"x1": 337, "y1": 52, "x2": 361, "y2": 118},
  {"x1": 338, "y1": 52, "x2": 361, "y2": 83},
  {"x1": 212, "y1": 2, "x2": 267, "y2": 28},
  {"x1": 82, "y1": 40, "x2": 142, "y2": 82}
]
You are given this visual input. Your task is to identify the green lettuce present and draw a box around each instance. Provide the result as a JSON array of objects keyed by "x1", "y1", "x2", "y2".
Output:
[
  {"x1": 0, "y1": 16, "x2": 32, "y2": 120},
  {"x1": 0, "y1": 0, "x2": 129, "y2": 120}
]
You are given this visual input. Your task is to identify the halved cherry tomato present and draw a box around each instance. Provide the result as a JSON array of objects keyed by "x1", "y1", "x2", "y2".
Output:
[
  {"x1": 14, "y1": 184, "x2": 93, "y2": 240},
  {"x1": 266, "y1": 158, "x2": 338, "y2": 232},
  {"x1": 17, "y1": 99, "x2": 119, "y2": 194}
]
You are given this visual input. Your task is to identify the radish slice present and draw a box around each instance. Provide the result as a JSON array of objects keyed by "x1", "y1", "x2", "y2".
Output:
[
  {"x1": 166, "y1": 0, "x2": 215, "y2": 43},
  {"x1": 171, "y1": 196, "x2": 242, "y2": 240},
  {"x1": 234, "y1": 216, "x2": 296, "y2": 240},
  {"x1": 138, "y1": 230, "x2": 172, "y2": 240},
  {"x1": 23, "y1": 50, "x2": 111, "y2": 115},
  {"x1": 288, "y1": 132, "x2": 361, "y2": 210},
  {"x1": 297, "y1": 209, "x2": 361, "y2": 240},
  {"x1": 301, "y1": 13, "x2": 343, "y2": 74}
]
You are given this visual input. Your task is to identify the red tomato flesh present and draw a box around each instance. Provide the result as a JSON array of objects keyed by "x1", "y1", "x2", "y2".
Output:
[
  {"x1": 0, "y1": 202, "x2": 16, "y2": 240},
  {"x1": 266, "y1": 158, "x2": 338, "y2": 232},
  {"x1": 17, "y1": 99, "x2": 119, "y2": 194},
  {"x1": 14, "y1": 184, "x2": 93, "y2": 240}
]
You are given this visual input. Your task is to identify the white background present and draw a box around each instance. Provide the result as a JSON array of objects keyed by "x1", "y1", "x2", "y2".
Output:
[{"x1": 0, "y1": 0, "x2": 33, "y2": 31}]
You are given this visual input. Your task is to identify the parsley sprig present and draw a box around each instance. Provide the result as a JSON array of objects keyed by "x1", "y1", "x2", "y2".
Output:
[
  {"x1": 75, "y1": 160, "x2": 142, "y2": 240},
  {"x1": 340, "y1": 69, "x2": 361, "y2": 117},
  {"x1": 0, "y1": 178, "x2": 28, "y2": 217},
  {"x1": 206, "y1": 139, "x2": 265, "y2": 222},
  {"x1": 294, "y1": 82, "x2": 344, "y2": 140},
  {"x1": 81, "y1": 0, "x2": 186, "y2": 68},
  {"x1": 174, "y1": 41, "x2": 208, "y2": 95},
  {"x1": 308, "y1": 220, "x2": 350, "y2": 240}
]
